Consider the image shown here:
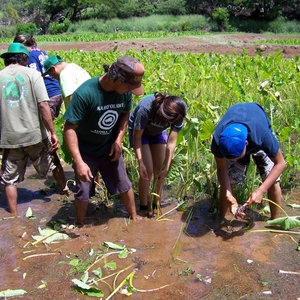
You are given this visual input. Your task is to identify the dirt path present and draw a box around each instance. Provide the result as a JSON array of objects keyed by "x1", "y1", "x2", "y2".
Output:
[
  {"x1": 1, "y1": 33, "x2": 299, "y2": 57},
  {"x1": 37, "y1": 33, "x2": 300, "y2": 58}
]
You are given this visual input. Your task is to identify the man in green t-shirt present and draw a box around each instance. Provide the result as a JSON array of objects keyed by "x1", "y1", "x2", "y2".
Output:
[
  {"x1": 63, "y1": 56, "x2": 145, "y2": 225},
  {"x1": 0, "y1": 43, "x2": 66, "y2": 215}
]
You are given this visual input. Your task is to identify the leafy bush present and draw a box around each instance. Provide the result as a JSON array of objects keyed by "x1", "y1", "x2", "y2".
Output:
[
  {"x1": 268, "y1": 17, "x2": 300, "y2": 34},
  {"x1": 49, "y1": 19, "x2": 71, "y2": 35},
  {"x1": 211, "y1": 8, "x2": 230, "y2": 32},
  {"x1": 16, "y1": 23, "x2": 39, "y2": 36},
  {"x1": 68, "y1": 15, "x2": 210, "y2": 34}
]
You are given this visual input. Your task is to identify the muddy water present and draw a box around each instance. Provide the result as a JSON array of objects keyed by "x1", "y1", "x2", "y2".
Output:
[{"x1": 0, "y1": 164, "x2": 300, "y2": 300}]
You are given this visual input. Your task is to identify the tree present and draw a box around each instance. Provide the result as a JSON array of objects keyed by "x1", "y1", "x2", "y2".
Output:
[
  {"x1": 2, "y1": 4, "x2": 22, "y2": 25},
  {"x1": 211, "y1": 7, "x2": 229, "y2": 31},
  {"x1": 155, "y1": 0, "x2": 187, "y2": 15}
]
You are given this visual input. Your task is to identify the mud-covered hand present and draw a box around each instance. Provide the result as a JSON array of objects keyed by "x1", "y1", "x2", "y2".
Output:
[
  {"x1": 109, "y1": 141, "x2": 122, "y2": 161},
  {"x1": 246, "y1": 189, "x2": 263, "y2": 206},
  {"x1": 234, "y1": 203, "x2": 247, "y2": 219},
  {"x1": 226, "y1": 195, "x2": 244, "y2": 218},
  {"x1": 75, "y1": 161, "x2": 93, "y2": 182}
]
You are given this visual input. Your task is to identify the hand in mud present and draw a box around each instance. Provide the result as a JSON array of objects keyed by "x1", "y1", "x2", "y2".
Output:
[
  {"x1": 230, "y1": 203, "x2": 239, "y2": 217},
  {"x1": 234, "y1": 203, "x2": 247, "y2": 219}
]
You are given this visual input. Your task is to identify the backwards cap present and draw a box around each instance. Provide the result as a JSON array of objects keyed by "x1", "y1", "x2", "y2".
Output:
[
  {"x1": 113, "y1": 56, "x2": 144, "y2": 96},
  {"x1": 42, "y1": 54, "x2": 64, "y2": 76},
  {"x1": 219, "y1": 123, "x2": 248, "y2": 158}
]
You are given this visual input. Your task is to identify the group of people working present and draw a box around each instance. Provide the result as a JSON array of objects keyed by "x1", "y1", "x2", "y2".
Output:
[{"x1": 0, "y1": 36, "x2": 286, "y2": 226}]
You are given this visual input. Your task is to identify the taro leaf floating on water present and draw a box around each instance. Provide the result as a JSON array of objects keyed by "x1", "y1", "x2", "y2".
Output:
[{"x1": 267, "y1": 216, "x2": 300, "y2": 230}]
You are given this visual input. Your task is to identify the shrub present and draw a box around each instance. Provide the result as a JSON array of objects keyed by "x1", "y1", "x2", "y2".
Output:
[
  {"x1": 15, "y1": 23, "x2": 39, "y2": 36},
  {"x1": 49, "y1": 19, "x2": 71, "y2": 35}
]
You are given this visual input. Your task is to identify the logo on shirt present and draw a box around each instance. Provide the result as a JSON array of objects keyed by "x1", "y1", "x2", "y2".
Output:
[
  {"x1": 1, "y1": 75, "x2": 28, "y2": 107},
  {"x1": 98, "y1": 110, "x2": 119, "y2": 130}
]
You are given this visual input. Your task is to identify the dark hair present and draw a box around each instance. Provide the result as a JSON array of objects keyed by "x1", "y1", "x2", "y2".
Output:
[
  {"x1": 3, "y1": 54, "x2": 28, "y2": 67},
  {"x1": 151, "y1": 92, "x2": 187, "y2": 124},
  {"x1": 13, "y1": 34, "x2": 37, "y2": 48}
]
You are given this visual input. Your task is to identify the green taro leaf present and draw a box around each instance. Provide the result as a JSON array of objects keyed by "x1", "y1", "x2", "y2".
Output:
[
  {"x1": 72, "y1": 279, "x2": 104, "y2": 297},
  {"x1": 267, "y1": 216, "x2": 300, "y2": 230},
  {"x1": 25, "y1": 207, "x2": 33, "y2": 218},
  {"x1": 104, "y1": 261, "x2": 117, "y2": 270},
  {"x1": 0, "y1": 289, "x2": 27, "y2": 297},
  {"x1": 199, "y1": 119, "x2": 215, "y2": 141},
  {"x1": 72, "y1": 278, "x2": 91, "y2": 289},
  {"x1": 287, "y1": 204, "x2": 300, "y2": 209},
  {"x1": 80, "y1": 272, "x2": 89, "y2": 283},
  {"x1": 92, "y1": 267, "x2": 102, "y2": 278},
  {"x1": 69, "y1": 259, "x2": 79, "y2": 266},
  {"x1": 118, "y1": 249, "x2": 129, "y2": 259},
  {"x1": 103, "y1": 241, "x2": 124, "y2": 250}
]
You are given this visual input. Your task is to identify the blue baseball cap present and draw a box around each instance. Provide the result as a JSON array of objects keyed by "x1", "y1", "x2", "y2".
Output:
[{"x1": 219, "y1": 123, "x2": 248, "y2": 158}]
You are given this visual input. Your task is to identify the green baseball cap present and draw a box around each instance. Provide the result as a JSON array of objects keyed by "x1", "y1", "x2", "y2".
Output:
[
  {"x1": 42, "y1": 54, "x2": 64, "y2": 76},
  {"x1": 0, "y1": 42, "x2": 29, "y2": 58}
]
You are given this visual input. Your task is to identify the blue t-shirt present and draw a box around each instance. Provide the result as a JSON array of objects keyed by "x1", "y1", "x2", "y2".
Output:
[
  {"x1": 63, "y1": 77, "x2": 132, "y2": 156},
  {"x1": 128, "y1": 94, "x2": 184, "y2": 136},
  {"x1": 28, "y1": 48, "x2": 61, "y2": 98},
  {"x1": 211, "y1": 103, "x2": 280, "y2": 159}
]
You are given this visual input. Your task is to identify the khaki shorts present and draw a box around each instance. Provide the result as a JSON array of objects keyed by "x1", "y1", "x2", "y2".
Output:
[{"x1": 0, "y1": 141, "x2": 56, "y2": 186}]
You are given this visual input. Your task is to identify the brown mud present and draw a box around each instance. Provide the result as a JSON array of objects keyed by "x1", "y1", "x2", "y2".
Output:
[
  {"x1": 0, "y1": 33, "x2": 300, "y2": 299},
  {"x1": 1, "y1": 33, "x2": 300, "y2": 58},
  {"x1": 29, "y1": 33, "x2": 300, "y2": 58},
  {"x1": 0, "y1": 162, "x2": 300, "y2": 300}
]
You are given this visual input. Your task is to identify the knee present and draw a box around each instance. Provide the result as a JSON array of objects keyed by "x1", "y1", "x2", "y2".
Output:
[{"x1": 268, "y1": 181, "x2": 281, "y2": 194}]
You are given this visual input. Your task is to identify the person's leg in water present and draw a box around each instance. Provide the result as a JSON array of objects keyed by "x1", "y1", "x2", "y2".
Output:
[
  {"x1": 1, "y1": 148, "x2": 28, "y2": 215},
  {"x1": 149, "y1": 143, "x2": 166, "y2": 212},
  {"x1": 138, "y1": 143, "x2": 153, "y2": 210},
  {"x1": 51, "y1": 151, "x2": 68, "y2": 194}
]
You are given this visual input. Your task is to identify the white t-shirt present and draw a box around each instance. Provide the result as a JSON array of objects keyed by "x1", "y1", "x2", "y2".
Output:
[{"x1": 60, "y1": 63, "x2": 91, "y2": 99}]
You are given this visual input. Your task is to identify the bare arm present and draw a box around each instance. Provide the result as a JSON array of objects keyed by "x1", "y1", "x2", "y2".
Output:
[
  {"x1": 109, "y1": 110, "x2": 130, "y2": 161},
  {"x1": 133, "y1": 128, "x2": 148, "y2": 181},
  {"x1": 64, "y1": 120, "x2": 93, "y2": 182},
  {"x1": 215, "y1": 156, "x2": 239, "y2": 215},
  {"x1": 38, "y1": 101, "x2": 59, "y2": 151},
  {"x1": 154, "y1": 130, "x2": 179, "y2": 193},
  {"x1": 162, "y1": 130, "x2": 178, "y2": 173},
  {"x1": 247, "y1": 149, "x2": 286, "y2": 205}
]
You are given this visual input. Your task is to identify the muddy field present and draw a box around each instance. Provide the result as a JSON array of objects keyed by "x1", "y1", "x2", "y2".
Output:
[
  {"x1": 1, "y1": 33, "x2": 300, "y2": 58},
  {"x1": 0, "y1": 163, "x2": 300, "y2": 300},
  {"x1": 0, "y1": 33, "x2": 300, "y2": 299},
  {"x1": 39, "y1": 33, "x2": 300, "y2": 58}
]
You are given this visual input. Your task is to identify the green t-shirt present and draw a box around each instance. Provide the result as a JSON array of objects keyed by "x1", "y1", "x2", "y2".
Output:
[
  {"x1": 0, "y1": 65, "x2": 49, "y2": 148},
  {"x1": 63, "y1": 77, "x2": 132, "y2": 156}
]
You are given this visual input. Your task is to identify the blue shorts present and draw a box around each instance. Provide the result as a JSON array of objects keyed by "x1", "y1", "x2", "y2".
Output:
[
  {"x1": 129, "y1": 130, "x2": 168, "y2": 147},
  {"x1": 227, "y1": 150, "x2": 280, "y2": 185},
  {"x1": 74, "y1": 152, "x2": 132, "y2": 202}
]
